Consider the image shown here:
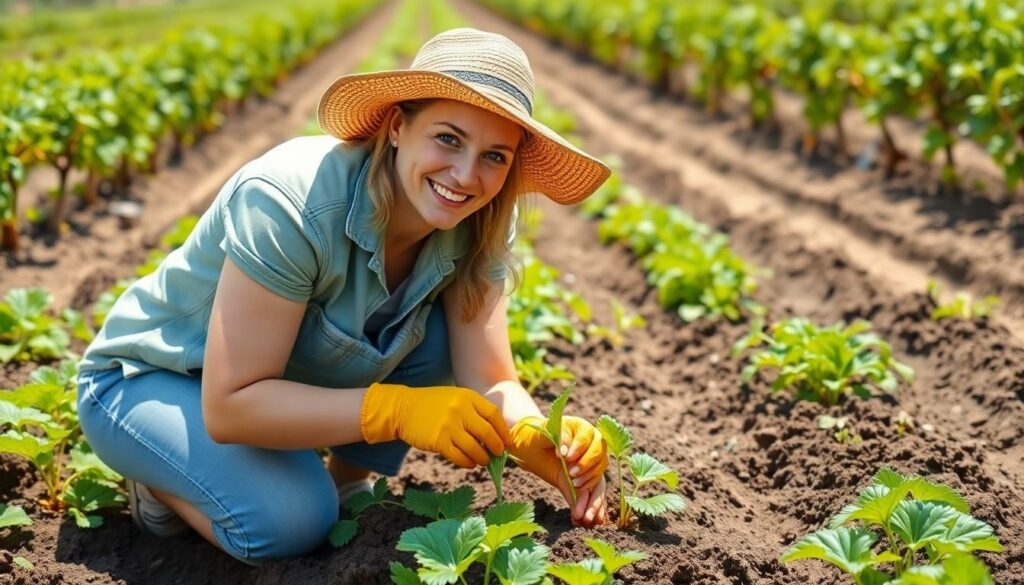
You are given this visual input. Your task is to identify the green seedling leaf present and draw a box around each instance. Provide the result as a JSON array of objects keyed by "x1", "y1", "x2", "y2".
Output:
[
  {"x1": 61, "y1": 476, "x2": 126, "y2": 514},
  {"x1": 481, "y1": 520, "x2": 545, "y2": 553},
  {"x1": 625, "y1": 493, "x2": 687, "y2": 518},
  {"x1": 488, "y1": 451, "x2": 509, "y2": 505},
  {"x1": 547, "y1": 562, "x2": 606, "y2": 585},
  {"x1": 0, "y1": 503, "x2": 32, "y2": 528},
  {"x1": 890, "y1": 501, "x2": 959, "y2": 551},
  {"x1": 493, "y1": 542, "x2": 551, "y2": 585},
  {"x1": 12, "y1": 556, "x2": 34, "y2": 571},
  {"x1": 396, "y1": 517, "x2": 487, "y2": 585},
  {"x1": 0, "y1": 401, "x2": 51, "y2": 428},
  {"x1": 390, "y1": 561, "x2": 424, "y2": 585},
  {"x1": 906, "y1": 477, "x2": 968, "y2": 514},
  {"x1": 67, "y1": 507, "x2": 103, "y2": 529},
  {"x1": 545, "y1": 386, "x2": 573, "y2": 443},
  {"x1": 628, "y1": 452, "x2": 679, "y2": 490},
  {"x1": 596, "y1": 415, "x2": 632, "y2": 458},
  {"x1": 329, "y1": 519, "x2": 358, "y2": 548},
  {"x1": 585, "y1": 538, "x2": 646, "y2": 573},
  {"x1": 781, "y1": 527, "x2": 890, "y2": 576},
  {"x1": 486, "y1": 502, "x2": 535, "y2": 526},
  {"x1": 403, "y1": 486, "x2": 475, "y2": 520},
  {"x1": 931, "y1": 513, "x2": 1004, "y2": 555}
]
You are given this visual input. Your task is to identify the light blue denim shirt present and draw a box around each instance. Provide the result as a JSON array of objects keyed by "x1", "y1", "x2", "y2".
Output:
[{"x1": 79, "y1": 135, "x2": 503, "y2": 388}]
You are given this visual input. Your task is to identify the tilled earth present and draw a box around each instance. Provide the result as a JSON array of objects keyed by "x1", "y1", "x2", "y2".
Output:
[{"x1": 2, "y1": 1, "x2": 1023, "y2": 584}]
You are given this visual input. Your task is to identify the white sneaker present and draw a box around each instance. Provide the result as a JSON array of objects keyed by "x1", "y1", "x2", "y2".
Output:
[{"x1": 126, "y1": 479, "x2": 190, "y2": 537}]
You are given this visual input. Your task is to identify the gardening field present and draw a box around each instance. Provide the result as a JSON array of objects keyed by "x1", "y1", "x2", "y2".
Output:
[{"x1": 2, "y1": 0, "x2": 1023, "y2": 583}]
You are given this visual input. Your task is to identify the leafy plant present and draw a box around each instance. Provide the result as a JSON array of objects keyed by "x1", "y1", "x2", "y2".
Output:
[
  {"x1": 547, "y1": 538, "x2": 647, "y2": 585},
  {"x1": 927, "y1": 282, "x2": 999, "y2": 321},
  {"x1": 817, "y1": 415, "x2": 862, "y2": 444},
  {"x1": 487, "y1": 451, "x2": 510, "y2": 506},
  {"x1": 403, "y1": 486, "x2": 476, "y2": 521},
  {"x1": 0, "y1": 287, "x2": 71, "y2": 364},
  {"x1": 595, "y1": 415, "x2": 686, "y2": 529},
  {"x1": 733, "y1": 318, "x2": 914, "y2": 406},
  {"x1": 0, "y1": 502, "x2": 32, "y2": 529},
  {"x1": 392, "y1": 500, "x2": 549, "y2": 585},
  {"x1": 522, "y1": 386, "x2": 578, "y2": 507},
  {"x1": 586, "y1": 299, "x2": 646, "y2": 348},
  {"x1": 0, "y1": 361, "x2": 124, "y2": 527},
  {"x1": 329, "y1": 476, "x2": 403, "y2": 548},
  {"x1": 781, "y1": 468, "x2": 1003, "y2": 583}
]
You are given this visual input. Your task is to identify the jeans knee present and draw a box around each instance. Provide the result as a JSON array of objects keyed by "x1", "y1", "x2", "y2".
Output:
[{"x1": 226, "y1": 480, "x2": 339, "y2": 564}]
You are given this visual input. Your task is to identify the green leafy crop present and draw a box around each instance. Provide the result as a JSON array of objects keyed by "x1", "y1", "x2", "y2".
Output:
[
  {"x1": 0, "y1": 287, "x2": 71, "y2": 364},
  {"x1": 595, "y1": 415, "x2": 686, "y2": 529},
  {"x1": 781, "y1": 468, "x2": 1003, "y2": 584},
  {"x1": 487, "y1": 451, "x2": 510, "y2": 506},
  {"x1": 329, "y1": 476, "x2": 403, "y2": 548},
  {"x1": 927, "y1": 282, "x2": 999, "y2": 321},
  {"x1": 523, "y1": 386, "x2": 578, "y2": 507},
  {"x1": 733, "y1": 318, "x2": 914, "y2": 406},
  {"x1": 0, "y1": 360, "x2": 124, "y2": 527}
]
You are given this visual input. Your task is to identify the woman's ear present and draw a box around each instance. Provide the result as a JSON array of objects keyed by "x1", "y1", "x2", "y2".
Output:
[{"x1": 387, "y1": 105, "x2": 404, "y2": 146}]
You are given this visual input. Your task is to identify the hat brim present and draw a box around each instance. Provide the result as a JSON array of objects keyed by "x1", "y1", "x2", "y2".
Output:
[{"x1": 317, "y1": 70, "x2": 610, "y2": 205}]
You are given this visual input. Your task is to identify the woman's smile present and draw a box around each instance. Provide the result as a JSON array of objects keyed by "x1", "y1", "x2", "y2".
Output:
[{"x1": 427, "y1": 177, "x2": 474, "y2": 208}]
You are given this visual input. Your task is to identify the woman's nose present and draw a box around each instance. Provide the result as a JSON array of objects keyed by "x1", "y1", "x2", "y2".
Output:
[{"x1": 449, "y1": 156, "x2": 476, "y2": 191}]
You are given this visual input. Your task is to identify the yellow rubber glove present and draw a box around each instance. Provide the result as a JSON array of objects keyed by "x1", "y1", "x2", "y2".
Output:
[
  {"x1": 359, "y1": 383, "x2": 511, "y2": 469},
  {"x1": 507, "y1": 415, "x2": 609, "y2": 492}
]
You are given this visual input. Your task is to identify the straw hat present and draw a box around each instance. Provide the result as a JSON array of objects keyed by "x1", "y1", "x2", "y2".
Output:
[{"x1": 317, "y1": 27, "x2": 610, "y2": 205}]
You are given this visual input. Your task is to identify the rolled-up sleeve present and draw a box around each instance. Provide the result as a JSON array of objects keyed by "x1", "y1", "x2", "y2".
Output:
[{"x1": 220, "y1": 177, "x2": 321, "y2": 303}]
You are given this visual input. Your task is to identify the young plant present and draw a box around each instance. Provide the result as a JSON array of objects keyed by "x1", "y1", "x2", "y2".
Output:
[
  {"x1": 733, "y1": 318, "x2": 914, "y2": 406},
  {"x1": 927, "y1": 282, "x2": 1000, "y2": 321},
  {"x1": 0, "y1": 362, "x2": 124, "y2": 527},
  {"x1": 0, "y1": 287, "x2": 71, "y2": 364},
  {"x1": 585, "y1": 299, "x2": 646, "y2": 348},
  {"x1": 391, "y1": 500, "x2": 549, "y2": 585},
  {"x1": 781, "y1": 468, "x2": 1003, "y2": 584},
  {"x1": 595, "y1": 415, "x2": 686, "y2": 529},
  {"x1": 403, "y1": 486, "x2": 476, "y2": 521},
  {"x1": 522, "y1": 386, "x2": 578, "y2": 507},
  {"x1": 0, "y1": 503, "x2": 32, "y2": 529},
  {"x1": 817, "y1": 415, "x2": 862, "y2": 444},
  {"x1": 487, "y1": 451, "x2": 509, "y2": 506},
  {"x1": 547, "y1": 538, "x2": 646, "y2": 585},
  {"x1": 329, "y1": 476, "x2": 403, "y2": 548}
]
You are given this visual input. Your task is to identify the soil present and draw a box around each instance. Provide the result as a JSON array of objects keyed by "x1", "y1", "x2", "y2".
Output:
[{"x1": 2, "y1": 1, "x2": 1023, "y2": 584}]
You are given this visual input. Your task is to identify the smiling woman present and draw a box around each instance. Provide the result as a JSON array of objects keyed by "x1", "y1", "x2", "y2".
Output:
[{"x1": 73, "y1": 27, "x2": 613, "y2": 566}]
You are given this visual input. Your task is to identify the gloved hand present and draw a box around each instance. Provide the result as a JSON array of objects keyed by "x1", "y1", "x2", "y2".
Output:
[
  {"x1": 360, "y1": 383, "x2": 511, "y2": 469},
  {"x1": 507, "y1": 415, "x2": 609, "y2": 492}
]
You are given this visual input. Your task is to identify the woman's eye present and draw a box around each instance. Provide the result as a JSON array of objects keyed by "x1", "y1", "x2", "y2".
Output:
[
  {"x1": 436, "y1": 133, "x2": 458, "y2": 146},
  {"x1": 486, "y1": 152, "x2": 507, "y2": 164}
]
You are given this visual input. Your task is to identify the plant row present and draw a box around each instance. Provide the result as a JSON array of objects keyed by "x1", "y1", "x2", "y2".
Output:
[
  {"x1": 482, "y1": 0, "x2": 1024, "y2": 193},
  {"x1": 0, "y1": 0, "x2": 380, "y2": 252}
]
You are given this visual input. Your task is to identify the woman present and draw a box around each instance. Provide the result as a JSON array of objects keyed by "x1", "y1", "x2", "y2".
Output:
[{"x1": 75, "y1": 28, "x2": 612, "y2": 566}]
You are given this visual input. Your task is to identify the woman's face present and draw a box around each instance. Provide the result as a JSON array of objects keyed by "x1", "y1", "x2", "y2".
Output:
[{"x1": 389, "y1": 99, "x2": 523, "y2": 232}]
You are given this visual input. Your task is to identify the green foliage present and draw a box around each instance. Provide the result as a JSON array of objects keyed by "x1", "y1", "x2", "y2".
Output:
[
  {"x1": 0, "y1": 287, "x2": 71, "y2": 364},
  {"x1": 595, "y1": 415, "x2": 686, "y2": 529},
  {"x1": 782, "y1": 468, "x2": 1002, "y2": 583},
  {"x1": 0, "y1": 361, "x2": 124, "y2": 527},
  {"x1": 548, "y1": 538, "x2": 646, "y2": 585},
  {"x1": 523, "y1": 386, "x2": 579, "y2": 507},
  {"x1": 585, "y1": 299, "x2": 646, "y2": 348},
  {"x1": 403, "y1": 486, "x2": 476, "y2": 521},
  {"x1": 0, "y1": 503, "x2": 32, "y2": 529},
  {"x1": 330, "y1": 476, "x2": 403, "y2": 548},
  {"x1": 734, "y1": 318, "x2": 914, "y2": 406},
  {"x1": 927, "y1": 282, "x2": 999, "y2": 321},
  {"x1": 597, "y1": 198, "x2": 759, "y2": 323},
  {"x1": 818, "y1": 415, "x2": 863, "y2": 444},
  {"x1": 487, "y1": 451, "x2": 510, "y2": 506}
]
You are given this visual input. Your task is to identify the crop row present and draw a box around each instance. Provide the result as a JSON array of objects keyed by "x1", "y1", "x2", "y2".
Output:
[
  {"x1": 482, "y1": 0, "x2": 1024, "y2": 194},
  {"x1": 0, "y1": 0, "x2": 380, "y2": 252}
]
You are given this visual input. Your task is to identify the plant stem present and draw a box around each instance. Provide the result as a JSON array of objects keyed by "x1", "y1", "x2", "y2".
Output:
[
  {"x1": 616, "y1": 456, "x2": 628, "y2": 529},
  {"x1": 560, "y1": 455, "x2": 577, "y2": 507},
  {"x1": 483, "y1": 552, "x2": 495, "y2": 585}
]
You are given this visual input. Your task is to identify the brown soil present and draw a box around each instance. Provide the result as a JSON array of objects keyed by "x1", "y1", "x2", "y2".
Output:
[{"x1": 2, "y1": 2, "x2": 1023, "y2": 584}]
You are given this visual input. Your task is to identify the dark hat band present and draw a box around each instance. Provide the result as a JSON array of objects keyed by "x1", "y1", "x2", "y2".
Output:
[{"x1": 441, "y1": 69, "x2": 533, "y2": 116}]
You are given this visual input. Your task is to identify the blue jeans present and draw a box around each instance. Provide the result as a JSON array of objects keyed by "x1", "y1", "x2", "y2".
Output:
[{"x1": 76, "y1": 303, "x2": 452, "y2": 566}]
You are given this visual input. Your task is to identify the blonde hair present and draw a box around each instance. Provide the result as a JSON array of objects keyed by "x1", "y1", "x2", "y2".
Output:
[{"x1": 364, "y1": 99, "x2": 525, "y2": 322}]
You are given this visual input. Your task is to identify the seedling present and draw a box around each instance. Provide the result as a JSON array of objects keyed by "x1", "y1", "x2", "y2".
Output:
[
  {"x1": 817, "y1": 415, "x2": 862, "y2": 444},
  {"x1": 595, "y1": 415, "x2": 686, "y2": 529},
  {"x1": 781, "y1": 468, "x2": 1003, "y2": 583},
  {"x1": 0, "y1": 503, "x2": 32, "y2": 529},
  {"x1": 0, "y1": 287, "x2": 71, "y2": 364},
  {"x1": 392, "y1": 500, "x2": 549, "y2": 585},
  {"x1": 487, "y1": 451, "x2": 509, "y2": 506},
  {"x1": 329, "y1": 476, "x2": 403, "y2": 548},
  {"x1": 733, "y1": 318, "x2": 914, "y2": 406},
  {"x1": 927, "y1": 282, "x2": 1000, "y2": 321},
  {"x1": 585, "y1": 299, "x2": 646, "y2": 348},
  {"x1": 548, "y1": 538, "x2": 646, "y2": 585},
  {"x1": 403, "y1": 486, "x2": 476, "y2": 521},
  {"x1": 0, "y1": 362, "x2": 124, "y2": 527},
  {"x1": 521, "y1": 386, "x2": 578, "y2": 507}
]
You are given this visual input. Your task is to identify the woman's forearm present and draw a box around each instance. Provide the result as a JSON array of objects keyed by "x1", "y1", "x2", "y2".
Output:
[
  {"x1": 205, "y1": 378, "x2": 368, "y2": 449},
  {"x1": 483, "y1": 379, "x2": 543, "y2": 428}
]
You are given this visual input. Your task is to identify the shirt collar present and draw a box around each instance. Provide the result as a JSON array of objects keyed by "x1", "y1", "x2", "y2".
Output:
[{"x1": 344, "y1": 151, "x2": 473, "y2": 267}]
